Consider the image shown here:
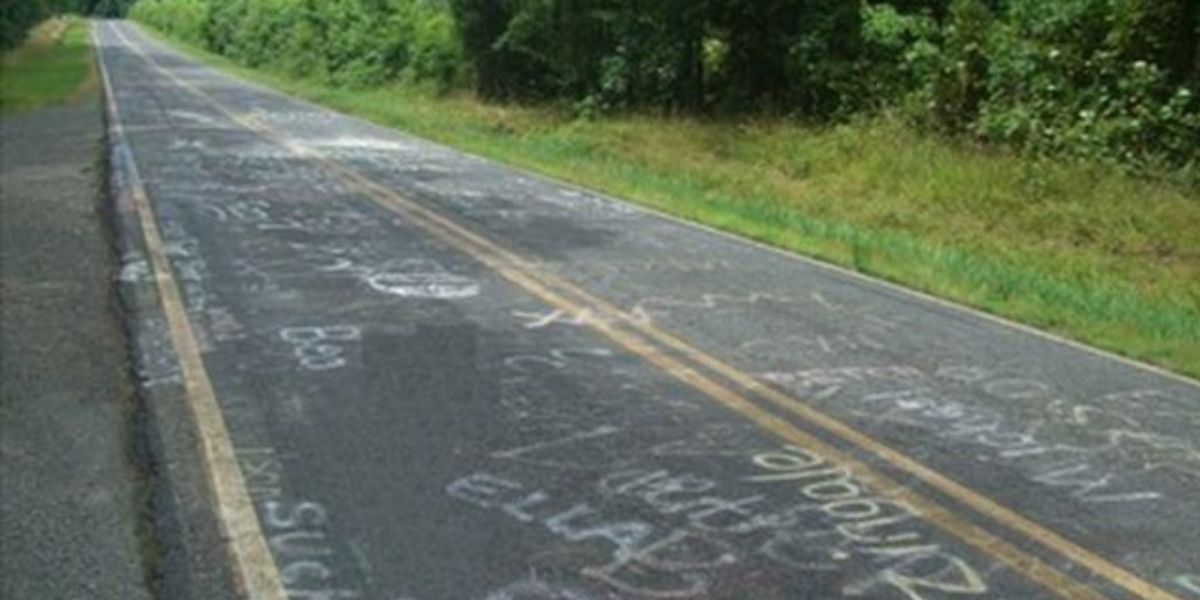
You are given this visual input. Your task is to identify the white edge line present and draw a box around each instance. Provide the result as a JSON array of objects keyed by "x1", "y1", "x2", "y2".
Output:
[{"x1": 121, "y1": 21, "x2": 1199, "y2": 391}]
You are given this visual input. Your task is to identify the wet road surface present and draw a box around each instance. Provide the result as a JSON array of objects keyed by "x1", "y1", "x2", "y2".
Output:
[{"x1": 95, "y1": 20, "x2": 1200, "y2": 600}]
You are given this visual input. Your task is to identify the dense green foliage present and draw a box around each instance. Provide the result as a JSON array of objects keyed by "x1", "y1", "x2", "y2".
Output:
[
  {"x1": 77, "y1": 35, "x2": 1200, "y2": 375},
  {"x1": 131, "y1": 0, "x2": 1199, "y2": 175},
  {"x1": 3, "y1": 1, "x2": 63, "y2": 50},
  {"x1": 2, "y1": 0, "x2": 134, "y2": 51},
  {"x1": 131, "y1": 0, "x2": 463, "y2": 88}
]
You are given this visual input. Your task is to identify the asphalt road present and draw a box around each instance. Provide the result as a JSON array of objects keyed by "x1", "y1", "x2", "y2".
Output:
[{"x1": 95, "y1": 20, "x2": 1200, "y2": 600}]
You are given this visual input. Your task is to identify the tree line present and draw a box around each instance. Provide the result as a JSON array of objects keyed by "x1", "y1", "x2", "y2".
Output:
[
  {"x1": 125, "y1": 0, "x2": 1198, "y2": 176},
  {"x1": 2, "y1": 0, "x2": 134, "y2": 50}
]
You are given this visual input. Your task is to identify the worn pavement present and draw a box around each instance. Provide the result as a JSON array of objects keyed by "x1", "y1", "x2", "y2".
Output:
[{"x1": 96, "y1": 19, "x2": 1200, "y2": 600}]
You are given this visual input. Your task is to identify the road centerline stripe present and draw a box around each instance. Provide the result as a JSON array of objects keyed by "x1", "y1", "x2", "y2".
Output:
[{"x1": 108, "y1": 20, "x2": 1181, "y2": 600}]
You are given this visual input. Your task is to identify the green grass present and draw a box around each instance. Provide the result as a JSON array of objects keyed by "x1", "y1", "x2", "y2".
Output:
[
  {"x1": 139, "y1": 24, "x2": 1200, "y2": 379},
  {"x1": 0, "y1": 18, "x2": 95, "y2": 114}
]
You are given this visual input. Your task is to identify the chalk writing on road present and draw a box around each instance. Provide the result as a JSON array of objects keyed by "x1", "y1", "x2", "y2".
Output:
[
  {"x1": 366, "y1": 270, "x2": 479, "y2": 299},
  {"x1": 740, "y1": 332, "x2": 887, "y2": 356},
  {"x1": 1176, "y1": 574, "x2": 1200, "y2": 596},
  {"x1": 512, "y1": 307, "x2": 651, "y2": 330},
  {"x1": 239, "y1": 448, "x2": 361, "y2": 600},
  {"x1": 313, "y1": 255, "x2": 480, "y2": 300},
  {"x1": 747, "y1": 446, "x2": 988, "y2": 600},
  {"x1": 760, "y1": 366, "x2": 923, "y2": 400},
  {"x1": 448, "y1": 441, "x2": 996, "y2": 599},
  {"x1": 762, "y1": 362, "x2": 1200, "y2": 505},
  {"x1": 630, "y1": 290, "x2": 902, "y2": 334},
  {"x1": 280, "y1": 326, "x2": 361, "y2": 371}
]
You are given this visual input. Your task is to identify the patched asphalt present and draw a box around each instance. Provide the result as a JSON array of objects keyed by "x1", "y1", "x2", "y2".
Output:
[{"x1": 97, "y1": 19, "x2": 1200, "y2": 600}]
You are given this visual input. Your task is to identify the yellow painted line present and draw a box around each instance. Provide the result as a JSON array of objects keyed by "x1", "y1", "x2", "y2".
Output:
[
  {"x1": 582, "y1": 297, "x2": 1189, "y2": 600},
  {"x1": 297, "y1": 93, "x2": 1171, "y2": 600},
  {"x1": 285, "y1": 143, "x2": 1118, "y2": 600},
  {"x1": 92, "y1": 22, "x2": 287, "y2": 600},
  {"x1": 110, "y1": 22, "x2": 1181, "y2": 600}
]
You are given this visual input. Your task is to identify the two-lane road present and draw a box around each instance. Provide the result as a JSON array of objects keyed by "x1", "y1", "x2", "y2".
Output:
[{"x1": 95, "y1": 20, "x2": 1200, "y2": 600}]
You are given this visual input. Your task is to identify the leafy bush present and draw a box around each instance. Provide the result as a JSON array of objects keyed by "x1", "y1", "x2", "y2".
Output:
[
  {"x1": 4, "y1": 0, "x2": 118, "y2": 50},
  {"x1": 2, "y1": 1, "x2": 47, "y2": 51},
  {"x1": 858, "y1": 0, "x2": 1199, "y2": 176},
  {"x1": 972, "y1": 0, "x2": 1200, "y2": 174},
  {"x1": 133, "y1": 0, "x2": 464, "y2": 89},
  {"x1": 131, "y1": 0, "x2": 1199, "y2": 179}
]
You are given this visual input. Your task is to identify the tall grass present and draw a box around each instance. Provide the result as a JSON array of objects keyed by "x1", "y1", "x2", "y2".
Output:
[
  {"x1": 138, "y1": 25, "x2": 1200, "y2": 378},
  {"x1": 0, "y1": 18, "x2": 95, "y2": 114}
]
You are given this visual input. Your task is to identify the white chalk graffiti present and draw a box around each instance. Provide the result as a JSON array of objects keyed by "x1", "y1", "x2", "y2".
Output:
[
  {"x1": 448, "y1": 445, "x2": 995, "y2": 600},
  {"x1": 239, "y1": 448, "x2": 361, "y2": 599},
  {"x1": 762, "y1": 360, "x2": 1200, "y2": 504},
  {"x1": 447, "y1": 473, "x2": 737, "y2": 599},
  {"x1": 747, "y1": 446, "x2": 988, "y2": 600},
  {"x1": 203, "y1": 198, "x2": 374, "y2": 236},
  {"x1": 504, "y1": 348, "x2": 614, "y2": 374},
  {"x1": 512, "y1": 307, "x2": 651, "y2": 330},
  {"x1": 119, "y1": 258, "x2": 150, "y2": 283},
  {"x1": 263, "y1": 499, "x2": 360, "y2": 599},
  {"x1": 600, "y1": 469, "x2": 773, "y2": 535},
  {"x1": 159, "y1": 223, "x2": 210, "y2": 317},
  {"x1": 313, "y1": 256, "x2": 480, "y2": 300},
  {"x1": 759, "y1": 366, "x2": 924, "y2": 400},
  {"x1": 647, "y1": 425, "x2": 764, "y2": 458},
  {"x1": 539, "y1": 188, "x2": 636, "y2": 216},
  {"x1": 587, "y1": 258, "x2": 735, "y2": 274},
  {"x1": 628, "y1": 291, "x2": 900, "y2": 333},
  {"x1": 632, "y1": 292, "x2": 801, "y2": 317},
  {"x1": 240, "y1": 447, "x2": 286, "y2": 501},
  {"x1": 280, "y1": 326, "x2": 361, "y2": 371},
  {"x1": 205, "y1": 306, "x2": 247, "y2": 343},
  {"x1": 513, "y1": 309, "x2": 593, "y2": 330},
  {"x1": 313, "y1": 136, "x2": 410, "y2": 152},
  {"x1": 740, "y1": 333, "x2": 886, "y2": 356},
  {"x1": 367, "y1": 271, "x2": 479, "y2": 299},
  {"x1": 499, "y1": 346, "x2": 617, "y2": 402},
  {"x1": 1176, "y1": 574, "x2": 1200, "y2": 596},
  {"x1": 492, "y1": 426, "x2": 621, "y2": 469},
  {"x1": 855, "y1": 387, "x2": 1174, "y2": 503}
]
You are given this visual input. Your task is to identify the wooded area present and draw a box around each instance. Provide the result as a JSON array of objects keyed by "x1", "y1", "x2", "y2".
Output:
[
  {"x1": 11, "y1": 0, "x2": 1198, "y2": 178},
  {"x1": 1, "y1": 0, "x2": 132, "y2": 49}
]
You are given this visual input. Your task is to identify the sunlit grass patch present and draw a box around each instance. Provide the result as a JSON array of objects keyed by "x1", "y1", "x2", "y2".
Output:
[{"x1": 1, "y1": 18, "x2": 95, "y2": 114}]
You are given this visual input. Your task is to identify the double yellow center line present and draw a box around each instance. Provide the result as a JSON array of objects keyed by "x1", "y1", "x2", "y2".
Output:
[{"x1": 101, "y1": 21, "x2": 1180, "y2": 600}]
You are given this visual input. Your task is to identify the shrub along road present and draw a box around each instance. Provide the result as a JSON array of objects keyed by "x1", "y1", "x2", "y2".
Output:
[{"x1": 96, "y1": 20, "x2": 1200, "y2": 600}]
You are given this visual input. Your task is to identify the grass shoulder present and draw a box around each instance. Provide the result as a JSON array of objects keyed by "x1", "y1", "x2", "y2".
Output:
[
  {"x1": 1, "y1": 18, "x2": 96, "y2": 114},
  {"x1": 136, "y1": 23, "x2": 1200, "y2": 379}
]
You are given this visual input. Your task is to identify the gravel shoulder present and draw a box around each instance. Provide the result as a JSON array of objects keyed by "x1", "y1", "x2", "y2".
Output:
[{"x1": 0, "y1": 92, "x2": 154, "y2": 600}]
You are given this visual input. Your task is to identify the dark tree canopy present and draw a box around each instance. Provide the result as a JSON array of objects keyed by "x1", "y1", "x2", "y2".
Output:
[
  {"x1": 125, "y1": 0, "x2": 1200, "y2": 173},
  {"x1": 2, "y1": 0, "x2": 136, "y2": 50}
]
